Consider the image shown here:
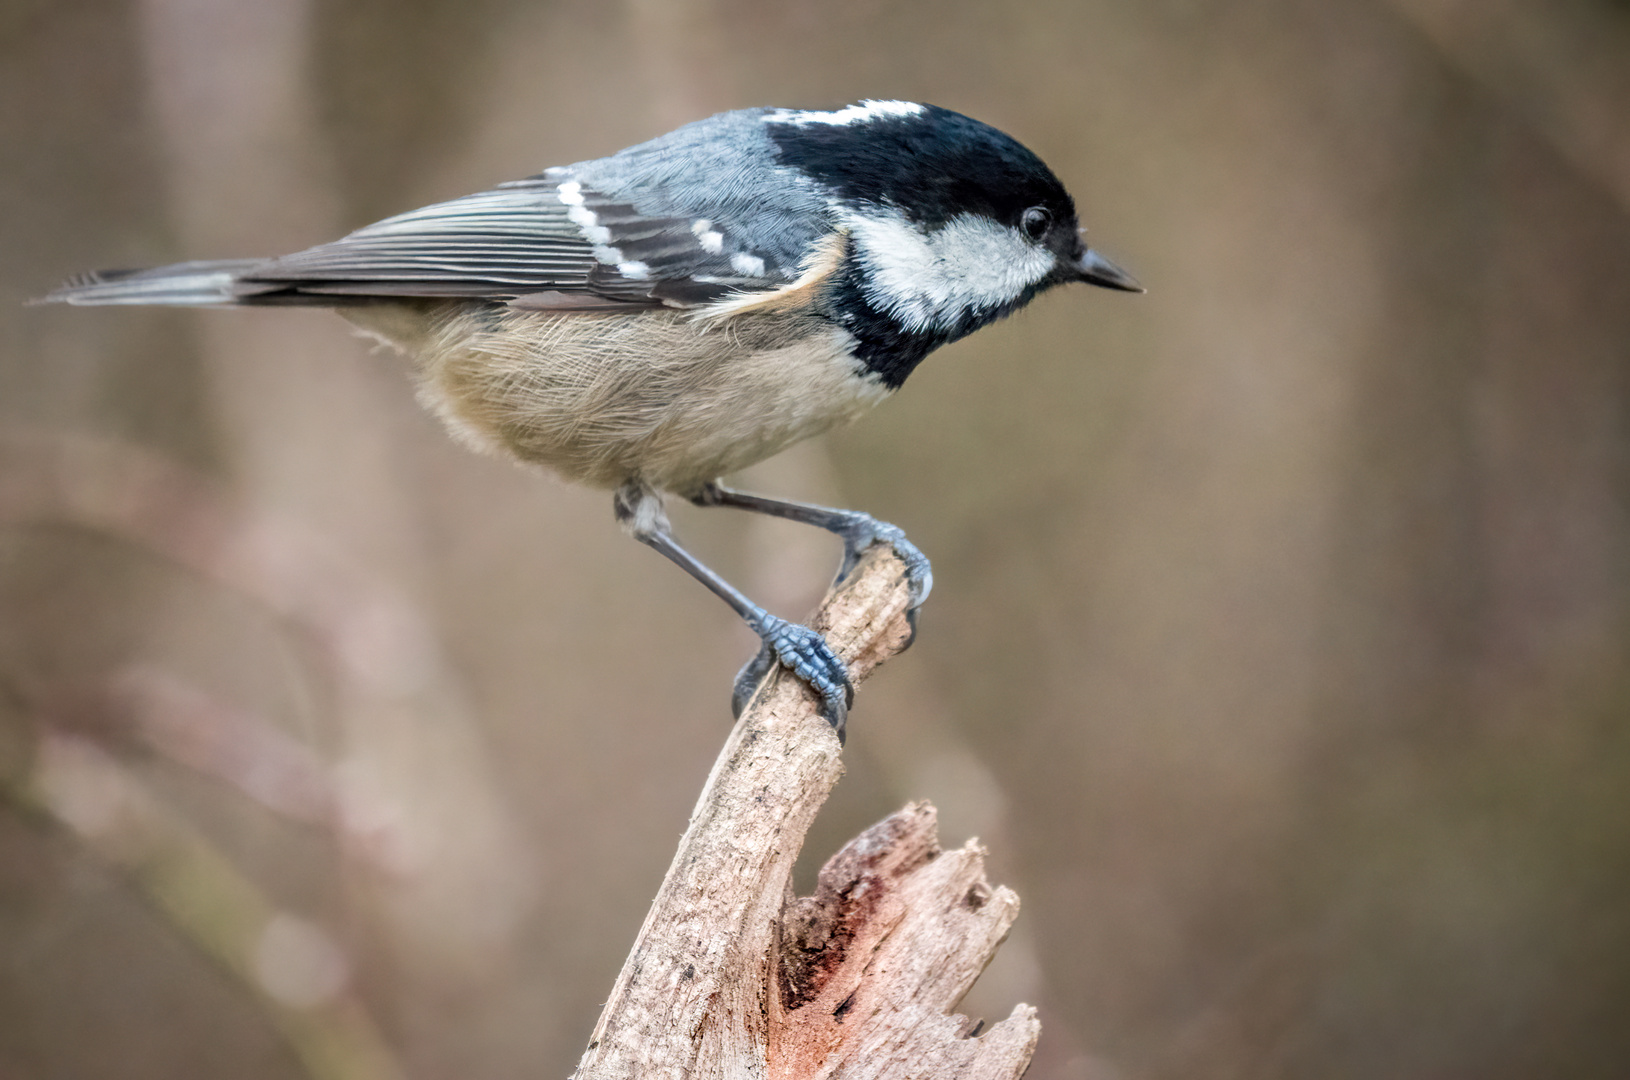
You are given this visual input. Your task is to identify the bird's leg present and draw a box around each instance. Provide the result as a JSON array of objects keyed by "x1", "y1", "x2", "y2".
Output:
[
  {"x1": 689, "y1": 480, "x2": 933, "y2": 634},
  {"x1": 613, "y1": 481, "x2": 852, "y2": 739}
]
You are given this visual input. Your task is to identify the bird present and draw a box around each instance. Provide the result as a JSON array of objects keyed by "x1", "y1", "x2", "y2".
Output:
[{"x1": 39, "y1": 99, "x2": 1141, "y2": 740}]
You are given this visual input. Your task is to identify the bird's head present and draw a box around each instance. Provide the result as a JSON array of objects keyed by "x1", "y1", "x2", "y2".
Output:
[{"x1": 763, "y1": 101, "x2": 1140, "y2": 348}]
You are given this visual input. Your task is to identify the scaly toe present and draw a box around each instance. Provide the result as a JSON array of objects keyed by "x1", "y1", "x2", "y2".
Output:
[{"x1": 754, "y1": 614, "x2": 853, "y2": 737}]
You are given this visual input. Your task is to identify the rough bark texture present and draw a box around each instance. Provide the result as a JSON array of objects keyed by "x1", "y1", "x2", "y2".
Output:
[{"x1": 573, "y1": 546, "x2": 1038, "y2": 1080}]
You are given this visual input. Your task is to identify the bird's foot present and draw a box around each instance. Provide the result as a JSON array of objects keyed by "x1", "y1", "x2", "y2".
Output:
[
  {"x1": 733, "y1": 614, "x2": 852, "y2": 741},
  {"x1": 834, "y1": 518, "x2": 933, "y2": 638}
]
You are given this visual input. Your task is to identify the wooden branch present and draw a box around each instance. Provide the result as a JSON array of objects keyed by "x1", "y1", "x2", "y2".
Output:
[{"x1": 574, "y1": 546, "x2": 1039, "y2": 1080}]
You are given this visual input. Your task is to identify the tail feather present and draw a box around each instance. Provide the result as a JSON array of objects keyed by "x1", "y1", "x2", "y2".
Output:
[{"x1": 35, "y1": 260, "x2": 268, "y2": 306}]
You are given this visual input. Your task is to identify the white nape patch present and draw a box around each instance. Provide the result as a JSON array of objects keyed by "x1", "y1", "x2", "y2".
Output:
[
  {"x1": 767, "y1": 100, "x2": 925, "y2": 126},
  {"x1": 618, "y1": 261, "x2": 650, "y2": 280},
  {"x1": 730, "y1": 252, "x2": 767, "y2": 277},
  {"x1": 691, "y1": 219, "x2": 725, "y2": 254},
  {"x1": 842, "y1": 207, "x2": 1057, "y2": 333}
]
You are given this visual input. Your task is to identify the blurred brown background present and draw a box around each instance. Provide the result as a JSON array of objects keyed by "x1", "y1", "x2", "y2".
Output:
[{"x1": 3, "y1": 1, "x2": 1629, "y2": 1077}]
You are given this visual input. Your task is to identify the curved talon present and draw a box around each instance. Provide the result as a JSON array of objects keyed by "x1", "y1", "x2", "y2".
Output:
[
  {"x1": 731, "y1": 643, "x2": 775, "y2": 719},
  {"x1": 835, "y1": 519, "x2": 934, "y2": 610},
  {"x1": 899, "y1": 605, "x2": 920, "y2": 652},
  {"x1": 824, "y1": 694, "x2": 849, "y2": 745}
]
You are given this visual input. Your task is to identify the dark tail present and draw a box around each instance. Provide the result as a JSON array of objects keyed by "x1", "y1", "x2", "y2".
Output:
[{"x1": 34, "y1": 260, "x2": 267, "y2": 307}]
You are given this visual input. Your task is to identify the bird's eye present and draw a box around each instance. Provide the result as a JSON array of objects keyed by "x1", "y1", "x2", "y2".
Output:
[{"x1": 1020, "y1": 207, "x2": 1051, "y2": 242}]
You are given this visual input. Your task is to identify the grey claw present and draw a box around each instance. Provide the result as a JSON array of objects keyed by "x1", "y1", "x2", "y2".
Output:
[
  {"x1": 836, "y1": 519, "x2": 933, "y2": 610},
  {"x1": 732, "y1": 642, "x2": 775, "y2": 718},
  {"x1": 827, "y1": 696, "x2": 848, "y2": 745},
  {"x1": 899, "y1": 605, "x2": 919, "y2": 652}
]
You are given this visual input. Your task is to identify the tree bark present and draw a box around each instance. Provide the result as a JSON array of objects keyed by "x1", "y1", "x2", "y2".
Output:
[{"x1": 574, "y1": 545, "x2": 1039, "y2": 1080}]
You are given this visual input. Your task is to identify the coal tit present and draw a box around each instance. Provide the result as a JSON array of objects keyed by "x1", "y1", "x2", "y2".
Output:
[{"x1": 41, "y1": 100, "x2": 1141, "y2": 739}]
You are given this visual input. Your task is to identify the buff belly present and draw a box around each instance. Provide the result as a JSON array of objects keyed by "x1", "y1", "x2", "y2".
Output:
[{"x1": 345, "y1": 301, "x2": 891, "y2": 494}]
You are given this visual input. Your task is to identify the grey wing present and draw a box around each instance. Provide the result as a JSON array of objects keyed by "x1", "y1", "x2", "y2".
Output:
[
  {"x1": 555, "y1": 106, "x2": 836, "y2": 298},
  {"x1": 43, "y1": 173, "x2": 805, "y2": 310},
  {"x1": 239, "y1": 178, "x2": 636, "y2": 306},
  {"x1": 537, "y1": 170, "x2": 824, "y2": 308}
]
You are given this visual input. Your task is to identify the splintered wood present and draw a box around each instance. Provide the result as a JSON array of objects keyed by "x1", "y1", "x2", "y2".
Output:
[
  {"x1": 768, "y1": 805, "x2": 1037, "y2": 1079},
  {"x1": 573, "y1": 546, "x2": 1038, "y2": 1080}
]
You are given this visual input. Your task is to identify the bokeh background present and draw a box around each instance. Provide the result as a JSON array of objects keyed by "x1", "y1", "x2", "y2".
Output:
[{"x1": 4, "y1": 1, "x2": 1630, "y2": 1077}]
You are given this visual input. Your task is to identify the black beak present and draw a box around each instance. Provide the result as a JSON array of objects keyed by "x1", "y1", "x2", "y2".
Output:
[{"x1": 1073, "y1": 247, "x2": 1144, "y2": 293}]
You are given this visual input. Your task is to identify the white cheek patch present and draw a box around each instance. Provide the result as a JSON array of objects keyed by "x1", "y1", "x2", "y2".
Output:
[{"x1": 842, "y1": 208, "x2": 1057, "y2": 333}]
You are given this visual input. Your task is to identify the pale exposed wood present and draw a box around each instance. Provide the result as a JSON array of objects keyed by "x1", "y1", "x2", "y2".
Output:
[{"x1": 573, "y1": 545, "x2": 1038, "y2": 1080}]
